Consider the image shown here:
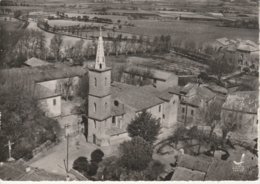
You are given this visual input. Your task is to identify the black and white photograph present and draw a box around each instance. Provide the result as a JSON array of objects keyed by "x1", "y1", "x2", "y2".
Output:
[{"x1": 0, "y1": 0, "x2": 259, "y2": 181}]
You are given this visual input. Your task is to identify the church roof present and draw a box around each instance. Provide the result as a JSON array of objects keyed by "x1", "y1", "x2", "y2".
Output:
[{"x1": 111, "y1": 82, "x2": 164, "y2": 112}]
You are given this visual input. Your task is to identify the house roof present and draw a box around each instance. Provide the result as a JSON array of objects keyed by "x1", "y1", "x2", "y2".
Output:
[
  {"x1": 141, "y1": 85, "x2": 180, "y2": 102},
  {"x1": 203, "y1": 83, "x2": 228, "y2": 95},
  {"x1": 222, "y1": 91, "x2": 258, "y2": 114},
  {"x1": 171, "y1": 167, "x2": 205, "y2": 181},
  {"x1": 181, "y1": 83, "x2": 217, "y2": 106},
  {"x1": 111, "y1": 82, "x2": 164, "y2": 112},
  {"x1": 216, "y1": 37, "x2": 232, "y2": 46},
  {"x1": 172, "y1": 153, "x2": 258, "y2": 181},
  {"x1": 0, "y1": 161, "x2": 65, "y2": 181},
  {"x1": 0, "y1": 63, "x2": 86, "y2": 84},
  {"x1": 24, "y1": 57, "x2": 51, "y2": 67},
  {"x1": 237, "y1": 40, "x2": 258, "y2": 52}
]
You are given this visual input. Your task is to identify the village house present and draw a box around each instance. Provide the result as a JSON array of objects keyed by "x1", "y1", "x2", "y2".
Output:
[
  {"x1": 221, "y1": 91, "x2": 258, "y2": 142},
  {"x1": 212, "y1": 38, "x2": 259, "y2": 72},
  {"x1": 178, "y1": 83, "x2": 226, "y2": 127},
  {"x1": 87, "y1": 30, "x2": 180, "y2": 146},
  {"x1": 0, "y1": 63, "x2": 86, "y2": 135}
]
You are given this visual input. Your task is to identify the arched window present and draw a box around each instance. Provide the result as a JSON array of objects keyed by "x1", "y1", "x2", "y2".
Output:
[
  {"x1": 105, "y1": 77, "x2": 107, "y2": 86},
  {"x1": 94, "y1": 103, "x2": 96, "y2": 113},
  {"x1": 94, "y1": 77, "x2": 97, "y2": 87}
]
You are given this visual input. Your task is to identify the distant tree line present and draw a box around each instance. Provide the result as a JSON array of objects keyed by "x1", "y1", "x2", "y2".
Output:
[{"x1": 219, "y1": 18, "x2": 258, "y2": 29}]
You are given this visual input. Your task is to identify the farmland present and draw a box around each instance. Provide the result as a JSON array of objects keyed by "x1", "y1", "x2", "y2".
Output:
[{"x1": 121, "y1": 19, "x2": 258, "y2": 47}]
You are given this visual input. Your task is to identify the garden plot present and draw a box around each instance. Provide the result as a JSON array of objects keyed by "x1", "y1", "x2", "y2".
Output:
[{"x1": 125, "y1": 54, "x2": 208, "y2": 75}]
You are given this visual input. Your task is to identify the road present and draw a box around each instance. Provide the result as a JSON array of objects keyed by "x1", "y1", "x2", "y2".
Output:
[{"x1": 29, "y1": 134, "x2": 117, "y2": 176}]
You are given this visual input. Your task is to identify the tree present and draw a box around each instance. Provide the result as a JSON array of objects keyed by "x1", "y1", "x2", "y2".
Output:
[
  {"x1": 119, "y1": 136, "x2": 153, "y2": 171},
  {"x1": 204, "y1": 100, "x2": 222, "y2": 139},
  {"x1": 221, "y1": 111, "x2": 240, "y2": 142},
  {"x1": 208, "y1": 48, "x2": 236, "y2": 81},
  {"x1": 73, "y1": 156, "x2": 89, "y2": 173},
  {"x1": 127, "y1": 111, "x2": 161, "y2": 144},
  {"x1": 144, "y1": 160, "x2": 165, "y2": 180},
  {"x1": 50, "y1": 34, "x2": 63, "y2": 61},
  {"x1": 91, "y1": 149, "x2": 104, "y2": 163},
  {"x1": 0, "y1": 84, "x2": 60, "y2": 161}
]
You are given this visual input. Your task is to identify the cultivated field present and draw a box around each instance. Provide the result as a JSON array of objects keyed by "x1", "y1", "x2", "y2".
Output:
[{"x1": 122, "y1": 19, "x2": 258, "y2": 47}]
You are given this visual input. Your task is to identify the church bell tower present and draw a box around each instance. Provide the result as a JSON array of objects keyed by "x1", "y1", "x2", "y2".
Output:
[{"x1": 87, "y1": 28, "x2": 111, "y2": 146}]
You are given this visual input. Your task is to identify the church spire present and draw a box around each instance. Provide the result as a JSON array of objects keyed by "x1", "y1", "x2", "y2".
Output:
[{"x1": 95, "y1": 27, "x2": 106, "y2": 70}]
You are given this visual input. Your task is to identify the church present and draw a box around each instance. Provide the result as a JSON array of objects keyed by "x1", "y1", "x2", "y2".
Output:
[{"x1": 87, "y1": 30, "x2": 180, "y2": 146}]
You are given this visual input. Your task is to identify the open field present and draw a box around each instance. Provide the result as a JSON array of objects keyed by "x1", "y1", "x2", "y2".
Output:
[
  {"x1": 0, "y1": 20, "x2": 22, "y2": 31},
  {"x1": 122, "y1": 19, "x2": 258, "y2": 46}
]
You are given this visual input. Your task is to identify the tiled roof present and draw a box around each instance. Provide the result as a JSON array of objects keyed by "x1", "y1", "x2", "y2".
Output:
[
  {"x1": 0, "y1": 161, "x2": 65, "y2": 181},
  {"x1": 222, "y1": 91, "x2": 258, "y2": 114},
  {"x1": 203, "y1": 83, "x2": 228, "y2": 95},
  {"x1": 216, "y1": 37, "x2": 231, "y2": 46},
  {"x1": 171, "y1": 167, "x2": 205, "y2": 181},
  {"x1": 24, "y1": 57, "x2": 51, "y2": 67},
  {"x1": 0, "y1": 63, "x2": 86, "y2": 84},
  {"x1": 172, "y1": 153, "x2": 258, "y2": 181},
  {"x1": 181, "y1": 83, "x2": 217, "y2": 106},
  {"x1": 111, "y1": 82, "x2": 164, "y2": 112}
]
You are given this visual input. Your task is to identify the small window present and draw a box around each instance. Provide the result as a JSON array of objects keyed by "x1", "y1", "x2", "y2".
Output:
[
  {"x1": 182, "y1": 107, "x2": 185, "y2": 113},
  {"x1": 191, "y1": 110, "x2": 194, "y2": 116},
  {"x1": 256, "y1": 120, "x2": 258, "y2": 124},
  {"x1": 94, "y1": 120, "x2": 96, "y2": 129},
  {"x1": 159, "y1": 105, "x2": 161, "y2": 112},
  {"x1": 112, "y1": 116, "x2": 116, "y2": 124},
  {"x1": 53, "y1": 99, "x2": 56, "y2": 106},
  {"x1": 105, "y1": 77, "x2": 107, "y2": 86},
  {"x1": 94, "y1": 103, "x2": 96, "y2": 113},
  {"x1": 105, "y1": 102, "x2": 107, "y2": 111},
  {"x1": 94, "y1": 77, "x2": 97, "y2": 87},
  {"x1": 153, "y1": 79, "x2": 157, "y2": 84},
  {"x1": 163, "y1": 114, "x2": 165, "y2": 119},
  {"x1": 114, "y1": 100, "x2": 119, "y2": 106},
  {"x1": 100, "y1": 64, "x2": 102, "y2": 69}
]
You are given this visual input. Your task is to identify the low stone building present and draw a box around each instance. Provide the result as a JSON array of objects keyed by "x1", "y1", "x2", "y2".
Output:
[
  {"x1": 178, "y1": 83, "x2": 226, "y2": 127},
  {"x1": 221, "y1": 91, "x2": 258, "y2": 142}
]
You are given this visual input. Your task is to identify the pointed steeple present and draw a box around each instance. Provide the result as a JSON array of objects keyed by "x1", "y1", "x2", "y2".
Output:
[{"x1": 95, "y1": 27, "x2": 106, "y2": 70}]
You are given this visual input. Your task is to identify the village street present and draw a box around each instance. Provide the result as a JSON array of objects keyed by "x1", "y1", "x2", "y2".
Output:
[{"x1": 28, "y1": 134, "x2": 118, "y2": 176}]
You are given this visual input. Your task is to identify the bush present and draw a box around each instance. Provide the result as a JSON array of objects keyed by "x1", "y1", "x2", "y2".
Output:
[
  {"x1": 73, "y1": 157, "x2": 89, "y2": 173},
  {"x1": 91, "y1": 149, "x2": 104, "y2": 163},
  {"x1": 87, "y1": 162, "x2": 98, "y2": 176}
]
